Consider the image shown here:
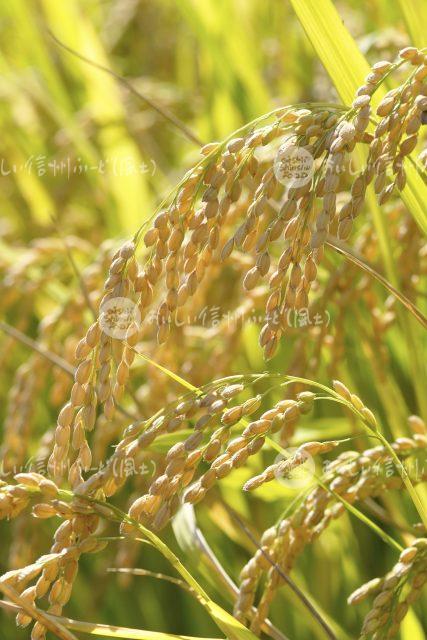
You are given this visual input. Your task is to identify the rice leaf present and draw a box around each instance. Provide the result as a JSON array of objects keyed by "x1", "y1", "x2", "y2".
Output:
[
  {"x1": 0, "y1": 599, "x2": 220, "y2": 640},
  {"x1": 398, "y1": 0, "x2": 427, "y2": 49},
  {"x1": 289, "y1": 0, "x2": 427, "y2": 235}
]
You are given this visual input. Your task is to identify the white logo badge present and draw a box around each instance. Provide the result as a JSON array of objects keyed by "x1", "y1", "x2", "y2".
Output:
[
  {"x1": 99, "y1": 297, "x2": 141, "y2": 340},
  {"x1": 274, "y1": 447, "x2": 316, "y2": 489},
  {"x1": 274, "y1": 143, "x2": 314, "y2": 188}
]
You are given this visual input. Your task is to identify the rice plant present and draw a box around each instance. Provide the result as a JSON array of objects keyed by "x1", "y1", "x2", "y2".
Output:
[{"x1": 0, "y1": 1, "x2": 426, "y2": 639}]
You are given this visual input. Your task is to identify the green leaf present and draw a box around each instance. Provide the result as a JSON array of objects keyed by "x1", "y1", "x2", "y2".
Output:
[
  {"x1": 289, "y1": 0, "x2": 370, "y2": 105},
  {"x1": 289, "y1": 0, "x2": 427, "y2": 235},
  {"x1": 398, "y1": 0, "x2": 427, "y2": 49},
  {"x1": 400, "y1": 608, "x2": 425, "y2": 640},
  {"x1": 64, "y1": 622, "x2": 220, "y2": 640},
  {"x1": 0, "y1": 599, "x2": 220, "y2": 640}
]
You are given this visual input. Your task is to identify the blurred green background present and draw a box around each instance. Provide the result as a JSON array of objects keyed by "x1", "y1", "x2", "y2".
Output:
[{"x1": 0, "y1": 0, "x2": 415, "y2": 243}]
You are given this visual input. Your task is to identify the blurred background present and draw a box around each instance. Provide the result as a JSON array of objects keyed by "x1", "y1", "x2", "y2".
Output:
[
  {"x1": 0, "y1": 0, "x2": 413, "y2": 242},
  {"x1": 0, "y1": 1, "x2": 426, "y2": 639}
]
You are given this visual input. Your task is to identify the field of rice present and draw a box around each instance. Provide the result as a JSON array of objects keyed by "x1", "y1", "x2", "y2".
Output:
[{"x1": 0, "y1": 2, "x2": 426, "y2": 639}]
